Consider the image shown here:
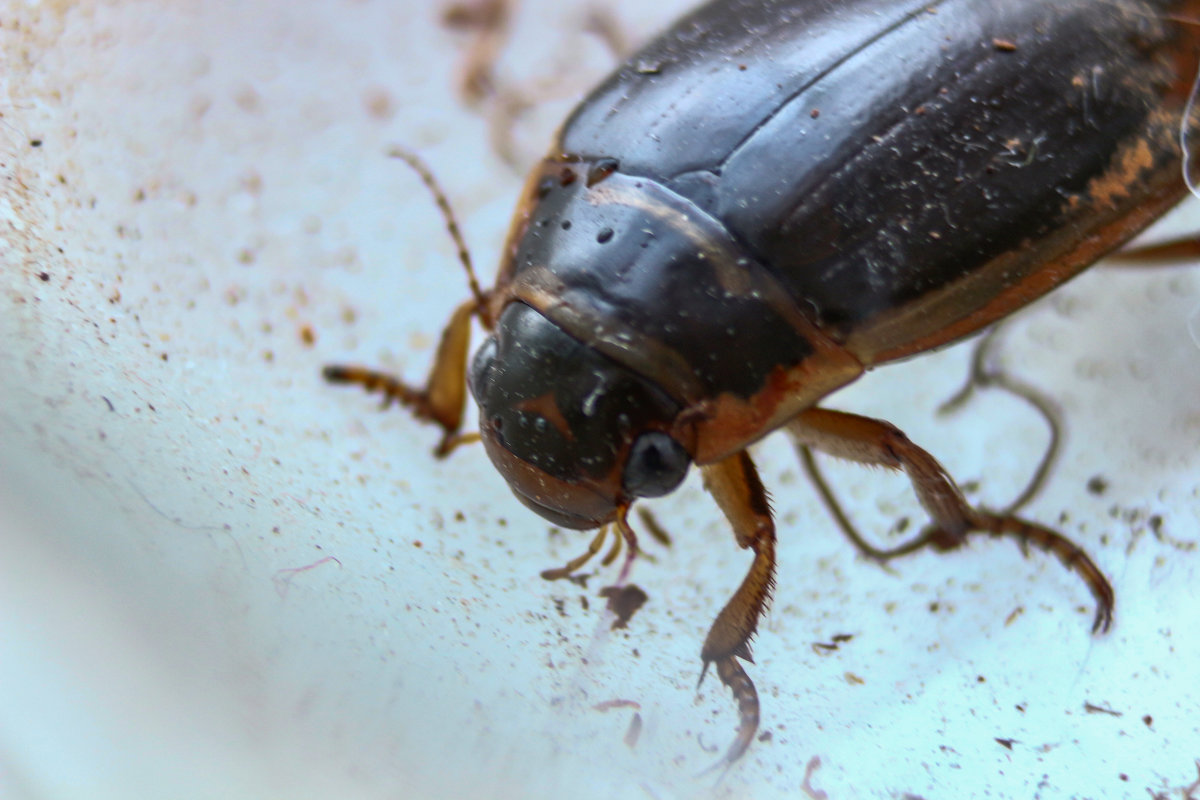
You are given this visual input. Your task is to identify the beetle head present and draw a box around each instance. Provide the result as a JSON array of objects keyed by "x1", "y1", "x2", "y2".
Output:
[{"x1": 469, "y1": 301, "x2": 691, "y2": 528}]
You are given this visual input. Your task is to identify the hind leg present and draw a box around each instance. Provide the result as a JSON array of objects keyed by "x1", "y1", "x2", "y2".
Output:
[{"x1": 787, "y1": 407, "x2": 1114, "y2": 633}]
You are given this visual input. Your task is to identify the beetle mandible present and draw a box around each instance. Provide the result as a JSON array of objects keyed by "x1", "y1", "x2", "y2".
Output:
[{"x1": 326, "y1": 0, "x2": 1200, "y2": 767}]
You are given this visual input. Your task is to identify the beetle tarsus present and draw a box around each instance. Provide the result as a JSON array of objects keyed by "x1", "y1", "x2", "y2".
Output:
[
  {"x1": 967, "y1": 512, "x2": 1115, "y2": 633},
  {"x1": 325, "y1": 299, "x2": 478, "y2": 453},
  {"x1": 540, "y1": 525, "x2": 611, "y2": 581},
  {"x1": 698, "y1": 655, "x2": 760, "y2": 774},
  {"x1": 323, "y1": 364, "x2": 432, "y2": 413}
]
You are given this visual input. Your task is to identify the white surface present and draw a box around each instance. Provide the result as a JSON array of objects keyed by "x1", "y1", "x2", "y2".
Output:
[{"x1": 2, "y1": 1, "x2": 1199, "y2": 798}]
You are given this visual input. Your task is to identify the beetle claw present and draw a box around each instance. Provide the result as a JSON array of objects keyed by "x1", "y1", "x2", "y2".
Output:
[{"x1": 697, "y1": 656, "x2": 760, "y2": 774}]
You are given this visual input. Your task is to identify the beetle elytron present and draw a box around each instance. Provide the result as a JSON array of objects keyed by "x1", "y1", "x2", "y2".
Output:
[{"x1": 327, "y1": 0, "x2": 1200, "y2": 766}]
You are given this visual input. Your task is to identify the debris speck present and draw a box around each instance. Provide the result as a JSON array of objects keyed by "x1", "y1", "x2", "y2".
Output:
[{"x1": 599, "y1": 584, "x2": 648, "y2": 630}]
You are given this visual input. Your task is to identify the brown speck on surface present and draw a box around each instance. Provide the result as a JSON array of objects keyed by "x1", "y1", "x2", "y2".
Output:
[
  {"x1": 1142, "y1": 714, "x2": 1153, "y2": 727},
  {"x1": 812, "y1": 633, "x2": 854, "y2": 654},
  {"x1": 1087, "y1": 475, "x2": 1108, "y2": 495},
  {"x1": 29, "y1": 138, "x2": 42, "y2": 147},
  {"x1": 299, "y1": 324, "x2": 316, "y2": 346},
  {"x1": 1084, "y1": 701, "x2": 1122, "y2": 716},
  {"x1": 995, "y1": 737, "x2": 1015, "y2": 750},
  {"x1": 37, "y1": 271, "x2": 50, "y2": 281},
  {"x1": 592, "y1": 699, "x2": 640, "y2": 712},
  {"x1": 1004, "y1": 606, "x2": 1024, "y2": 626},
  {"x1": 635, "y1": 505, "x2": 672, "y2": 547},
  {"x1": 844, "y1": 672, "x2": 864, "y2": 685},
  {"x1": 992, "y1": 37, "x2": 1017, "y2": 51},
  {"x1": 810, "y1": 108, "x2": 820, "y2": 119},
  {"x1": 412, "y1": 540, "x2": 423, "y2": 548},
  {"x1": 599, "y1": 584, "x2": 648, "y2": 630},
  {"x1": 234, "y1": 86, "x2": 261, "y2": 112},
  {"x1": 757, "y1": 730, "x2": 772, "y2": 742},
  {"x1": 363, "y1": 87, "x2": 395, "y2": 120}
]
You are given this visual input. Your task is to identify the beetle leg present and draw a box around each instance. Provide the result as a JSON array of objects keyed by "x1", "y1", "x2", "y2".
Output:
[
  {"x1": 324, "y1": 299, "x2": 477, "y2": 457},
  {"x1": 698, "y1": 450, "x2": 776, "y2": 766},
  {"x1": 1108, "y1": 236, "x2": 1200, "y2": 263},
  {"x1": 936, "y1": 326, "x2": 1063, "y2": 514},
  {"x1": 540, "y1": 525, "x2": 610, "y2": 581},
  {"x1": 795, "y1": 442, "x2": 902, "y2": 571},
  {"x1": 787, "y1": 408, "x2": 1113, "y2": 634}
]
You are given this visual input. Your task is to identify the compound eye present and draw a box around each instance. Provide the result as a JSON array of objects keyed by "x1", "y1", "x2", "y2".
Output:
[
  {"x1": 622, "y1": 431, "x2": 690, "y2": 498},
  {"x1": 468, "y1": 336, "x2": 498, "y2": 402}
]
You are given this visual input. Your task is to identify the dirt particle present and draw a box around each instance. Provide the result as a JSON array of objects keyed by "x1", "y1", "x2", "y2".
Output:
[
  {"x1": 363, "y1": 87, "x2": 395, "y2": 120},
  {"x1": 599, "y1": 584, "x2": 648, "y2": 630}
]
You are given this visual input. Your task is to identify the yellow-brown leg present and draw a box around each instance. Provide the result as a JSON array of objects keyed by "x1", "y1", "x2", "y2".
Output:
[
  {"x1": 788, "y1": 407, "x2": 1114, "y2": 633},
  {"x1": 324, "y1": 299, "x2": 477, "y2": 456},
  {"x1": 539, "y1": 526, "x2": 611, "y2": 581},
  {"x1": 698, "y1": 451, "x2": 777, "y2": 767}
]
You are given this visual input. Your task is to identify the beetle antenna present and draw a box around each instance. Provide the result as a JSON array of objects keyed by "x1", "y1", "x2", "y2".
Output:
[{"x1": 387, "y1": 145, "x2": 490, "y2": 312}]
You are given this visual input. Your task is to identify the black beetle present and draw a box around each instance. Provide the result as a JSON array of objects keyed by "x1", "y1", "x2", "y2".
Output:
[{"x1": 327, "y1": 0, "x2": 1200, "y2": 766}]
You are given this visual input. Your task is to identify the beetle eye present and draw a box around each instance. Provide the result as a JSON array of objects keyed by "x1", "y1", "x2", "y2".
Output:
[
  {"x1": 468, "y1": 336, "x2": 498, "y2": 402},
  {"x1": 622, "y1": 432, "x2": 690, "y2": 498}
]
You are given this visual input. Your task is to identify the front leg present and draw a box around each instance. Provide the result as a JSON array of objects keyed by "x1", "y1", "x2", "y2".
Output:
[
  {"x1": 699, "y1": 450, "x2": 777, "y2": 767},
  {"x1": 788, "y1": 407, "x2": 1114, "y2": 633},
  {"x1": 324, "y1": 298, "x2": 478, "y2": 456}
]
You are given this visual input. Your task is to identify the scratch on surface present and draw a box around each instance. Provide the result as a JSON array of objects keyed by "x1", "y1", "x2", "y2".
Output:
[
  {"x1": 802, "y1": 755, "x2": 829, "y2": 800},
  {"x1": 273, "y1": 555, "x2": 342, "y2": 598}
]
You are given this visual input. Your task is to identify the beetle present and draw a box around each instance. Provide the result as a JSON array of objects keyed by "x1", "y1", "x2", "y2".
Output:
[{"x1": 325, "y1": 0, "x2": 1200, "y2": 767}]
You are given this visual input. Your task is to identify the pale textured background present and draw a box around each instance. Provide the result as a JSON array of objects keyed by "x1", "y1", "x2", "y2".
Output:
[{"x1": 2, "y1": 2, "x2": 1198, "y2": 798}]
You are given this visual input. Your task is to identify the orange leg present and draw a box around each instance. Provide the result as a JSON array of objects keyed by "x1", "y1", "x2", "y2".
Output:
[
  {"x1": 698, "y1": 450, "x2": 777, "y2": 768},
  {"x1": 788, "y1": 407, "x2": 1114, "y2": 633},
  {"x1": 324, "y1": 299, "x2": 477, "y2": 456}
]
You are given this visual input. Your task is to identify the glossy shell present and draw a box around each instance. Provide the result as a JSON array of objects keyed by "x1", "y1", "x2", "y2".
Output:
[{"x1": 474, "y1": 0, "x2": 1200, "y2": 521}]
